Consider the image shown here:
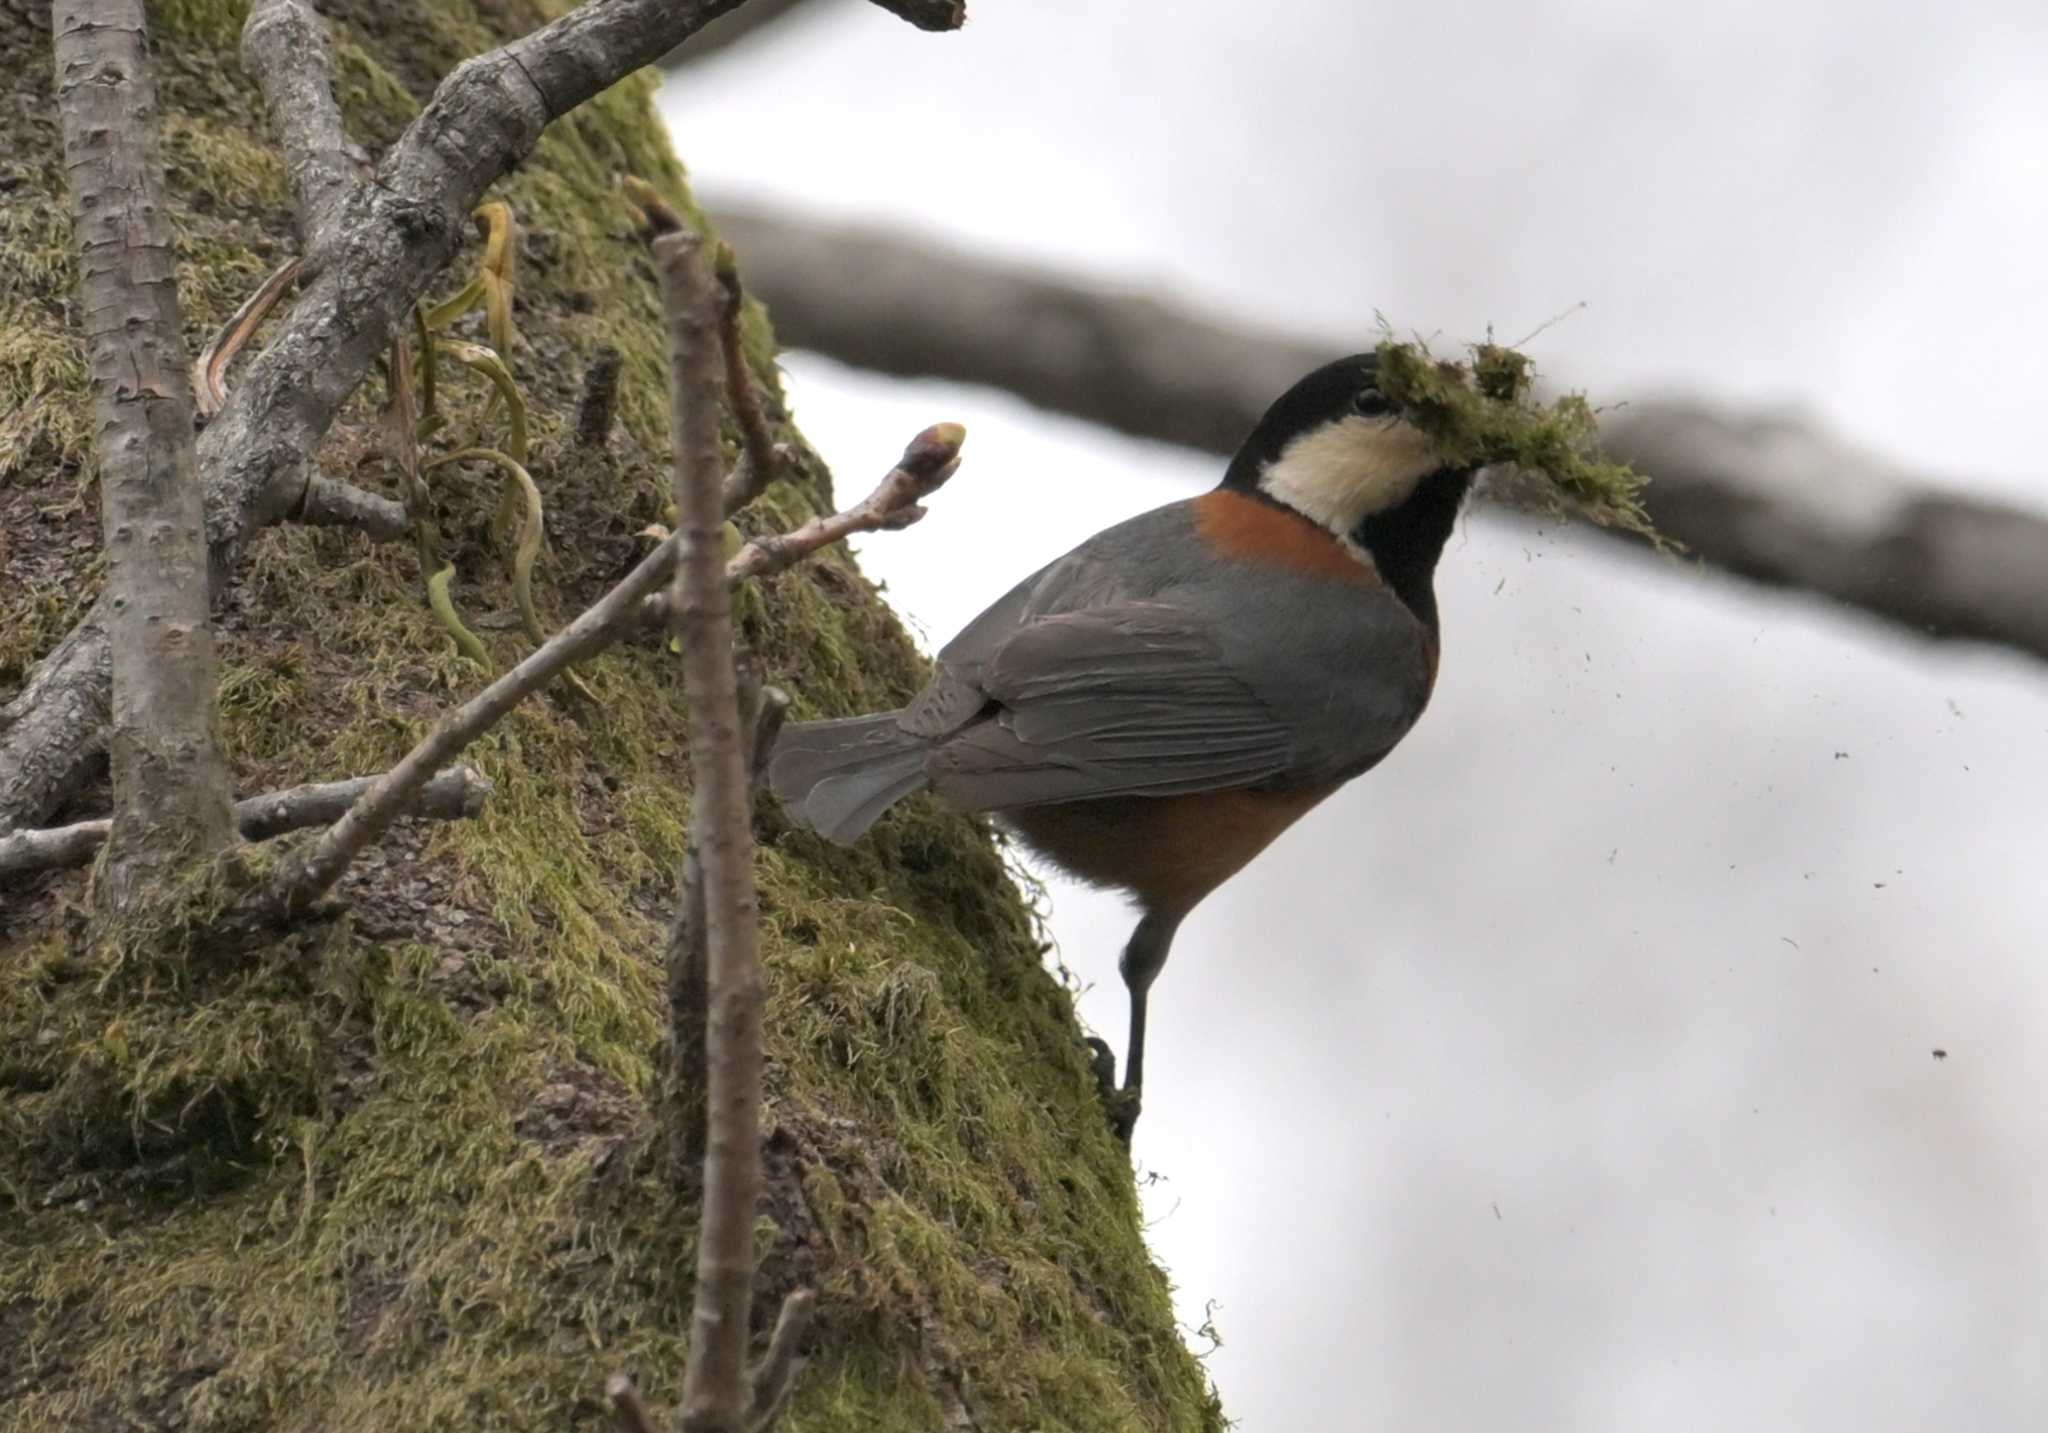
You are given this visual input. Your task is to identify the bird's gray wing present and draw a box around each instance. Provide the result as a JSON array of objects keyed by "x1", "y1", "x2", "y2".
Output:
[
  {"x1": 923, "y1": 603, "x2": 1295, "y2": 811},
  {"x1": 904, "y1": 505, "x2": 1196, "y2": 738}
]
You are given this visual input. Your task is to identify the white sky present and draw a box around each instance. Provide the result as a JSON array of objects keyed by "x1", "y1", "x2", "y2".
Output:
[{"x1": 662, "y1": 4, "x2": 2048, "y2": 1426}]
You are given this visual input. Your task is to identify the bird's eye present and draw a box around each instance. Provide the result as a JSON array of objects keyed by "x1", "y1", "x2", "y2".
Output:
[{"x1": 1351, "y1": 389, "x2": 1390, "y2": 417}]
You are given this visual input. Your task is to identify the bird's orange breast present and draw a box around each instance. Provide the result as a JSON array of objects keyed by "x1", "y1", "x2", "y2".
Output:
[
  {"x1": 1002, "y1": 782, "x2": 1340, "y2": 919},
  {"x1": 1191, "y1": 489, "x2": 1383, "y2": 587}
]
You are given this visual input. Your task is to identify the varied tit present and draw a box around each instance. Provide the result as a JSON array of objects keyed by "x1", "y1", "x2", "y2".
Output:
[{"x1": 769, "y1": 353, "x2": 1475, "y2": 1141}]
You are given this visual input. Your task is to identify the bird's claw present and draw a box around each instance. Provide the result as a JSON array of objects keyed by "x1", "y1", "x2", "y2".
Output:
[{"x1": 1082, "y1": 1037, "x2": 1142, "y2": 1146}]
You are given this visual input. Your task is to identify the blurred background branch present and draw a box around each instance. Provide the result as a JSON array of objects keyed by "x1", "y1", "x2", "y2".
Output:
[{"x1": 707, "y1": 203, "x2": 2048, "y2": 664}]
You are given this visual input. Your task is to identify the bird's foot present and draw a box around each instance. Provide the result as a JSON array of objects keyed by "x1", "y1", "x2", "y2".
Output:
[{"x1": 1082, "y1": 1037, "x2": 1141, "y2": 1146}]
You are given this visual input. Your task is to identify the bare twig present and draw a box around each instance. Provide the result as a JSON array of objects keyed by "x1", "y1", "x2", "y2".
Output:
[
  {"x1": 709, "y1": 202, "x2": 2048, "y2": 662},
  {"x1": 241, "y1": 0, "x2": 357, "y2": 252},
  {"x1": 53, "y1": 0, "x2": 238, "y2": 911},
  {"x1": 295, "y1": 475, "x2": 414, "y2": 542},
  {"x1": 745, "y1": 1289, "x2": 816, "y2": 1432},
  {"x1": 713, "y1": 247, "x2": 784, "y2": 507},
  {"x1": 0, "y1": 768, "x2": 490, "y2": 880},
  {"x1": 665, "y1": 663, "x2": 788, "y2": 1178},
  {"x1": 722, "y1": 442, "x2": 798, "y2": 518},
  {"x1": 258, "y1": 532, "x2": 676, "y2": 914},
  {"x1": 657, "y1": 226, "x2": 762, "y2": 1433},
  {"x1": 574, "y1": 345, "x2": 624, "y2": 449},
  {"x1": 635, "y1": 426, "x2": 965, "y2": 630},
  {"x1": 605, "y1": 1374, "x2": 665, "y2": 1433},
  {"x1": 729, "y1": 425, "x2": 960, "y2": 580},
  {"x1": 256, "y1": 421, "x2": 962, "y2": 915}
]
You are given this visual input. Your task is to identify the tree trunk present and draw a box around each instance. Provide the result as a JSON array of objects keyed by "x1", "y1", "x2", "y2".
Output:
[
  {"x1": 0, "y1": 3, "x2": 1220, "y2": 1429},
  {"x1": 52, "y1": 0, "x2": 238, "y2": 917}
]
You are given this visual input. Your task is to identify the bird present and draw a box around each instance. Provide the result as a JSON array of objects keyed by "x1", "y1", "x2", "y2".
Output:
[{"x1": 769, "y1": 352, "x2": 1476, "y2": 1141}]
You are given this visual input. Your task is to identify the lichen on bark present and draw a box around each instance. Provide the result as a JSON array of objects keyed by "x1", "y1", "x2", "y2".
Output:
[{"x1": 0, "y1": 2, "x2": 1224, "y2": 1429}]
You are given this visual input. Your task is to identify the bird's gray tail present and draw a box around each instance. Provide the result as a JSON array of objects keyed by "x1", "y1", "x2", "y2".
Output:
[{"x1": 766, "y1": 710, "x2": 932, "y2": 845}]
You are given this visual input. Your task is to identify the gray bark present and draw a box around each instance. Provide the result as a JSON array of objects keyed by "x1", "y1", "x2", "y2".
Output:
[
  {"x1": 52, "y1": 0, "x2": 236, "y2": 908},
  {"x1": 0, "y1": 766, "x2": 490, "y2": 878},
  {"x1": 241, "y1": 0, "x2": 358, "y2": 254},
  {"x1": 657, "y1": 228, "x2": 764, "y2": 1433}
]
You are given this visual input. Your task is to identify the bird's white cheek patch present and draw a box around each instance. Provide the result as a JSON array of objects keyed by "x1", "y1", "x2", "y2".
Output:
[{"x1": 1259, "y1": 415, "x2": 1442, "y2": 534}]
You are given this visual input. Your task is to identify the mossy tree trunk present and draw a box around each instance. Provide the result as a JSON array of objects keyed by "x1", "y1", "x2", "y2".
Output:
[{"x1": 0, "y1": 2, "x2": 1222, "y2": 1429}]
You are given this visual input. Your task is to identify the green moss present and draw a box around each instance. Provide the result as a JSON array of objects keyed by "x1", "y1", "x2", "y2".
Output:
[
  {"x1": 0, "y1": 3, "x2": 1222, "y2": 1429},
  {"x1": 1374, "y1": 333, "x2": 1666, "y2": 546}
]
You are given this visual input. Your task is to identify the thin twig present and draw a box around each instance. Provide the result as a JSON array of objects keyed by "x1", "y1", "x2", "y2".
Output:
[
  {"x1": 639, "y1": 425, "x2": 965, "y2": 629},
  {"x1": 258, "y1": 531, "x2": 674, "y2": 913},
  {"x1": 722, "y1": 443, "x2": 798, "y2": 518},
  {"x1": 658, "y1": 226, "x2": 761, "y2": 1433},
  {"x1": 744, "y1": 1289, "x2": 816, "y2": 1432},
  {"x1": 708, "y1": 201, "x2": 2048, "y2": 664},
  {"x1": 605, "y1": 1374, "x2": 665, "y2": 1433},
  {"x1": 0, "y1": 768, "x2": 490, "y2": 879},
  {"x1": 713, "y1": 246, "x2": 783, "y2": 506},
  {"x1": 729, "y1": 424, "x2": 961, "y2": 580},
  {"x1": 232, "y1": 411, "x2": 962, "y2": 914},
  {"x1": 666, "y1": 661, "x2": 786, "y2": 1179}
]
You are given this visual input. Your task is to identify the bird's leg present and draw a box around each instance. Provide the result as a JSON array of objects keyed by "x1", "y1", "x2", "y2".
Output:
[{"x1": 1101, "y1": 909, "x2": 1181, "y2": 1145}]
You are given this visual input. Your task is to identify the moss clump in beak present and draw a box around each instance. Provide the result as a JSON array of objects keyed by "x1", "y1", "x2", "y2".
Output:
[{"x1": 1373, "y1": 336, "x2": 1667, "y2": 548}]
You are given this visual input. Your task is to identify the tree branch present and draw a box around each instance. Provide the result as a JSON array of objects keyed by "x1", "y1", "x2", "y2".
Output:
[
  {"x1": 666, "y1": 671, "x2": 787, "y2": 1180},
  {"x1": 53, "y1": 0, "x2": 238, "y2": 910},
  {"x1": 297, "y1": 474, "x2": 415, "y2": 542},
  {"x1": 635, "y1": 425, "x2": 963, "y2": 629},
  {"x1": 0, "y1": 768, "x2": 490, "y2": 880},
  {"x1": 708, "y1": 203, "x2": 2048, "y2": 663},
  {"x1": 708, "y1": 204, "x2": 1322, "y2": 456},
  {"x1": 1592, "y1": 402, "x2": 2048, "y2": 658},
  {"x1": 241, "y1": 0, "x2": 357, "y2": 252},
  {"x1": 864, "y1": 0, "x2": 967, "y2": 30},
  {"x1": 2, "y1": 0, "x2": 752, "y2": 834}
]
